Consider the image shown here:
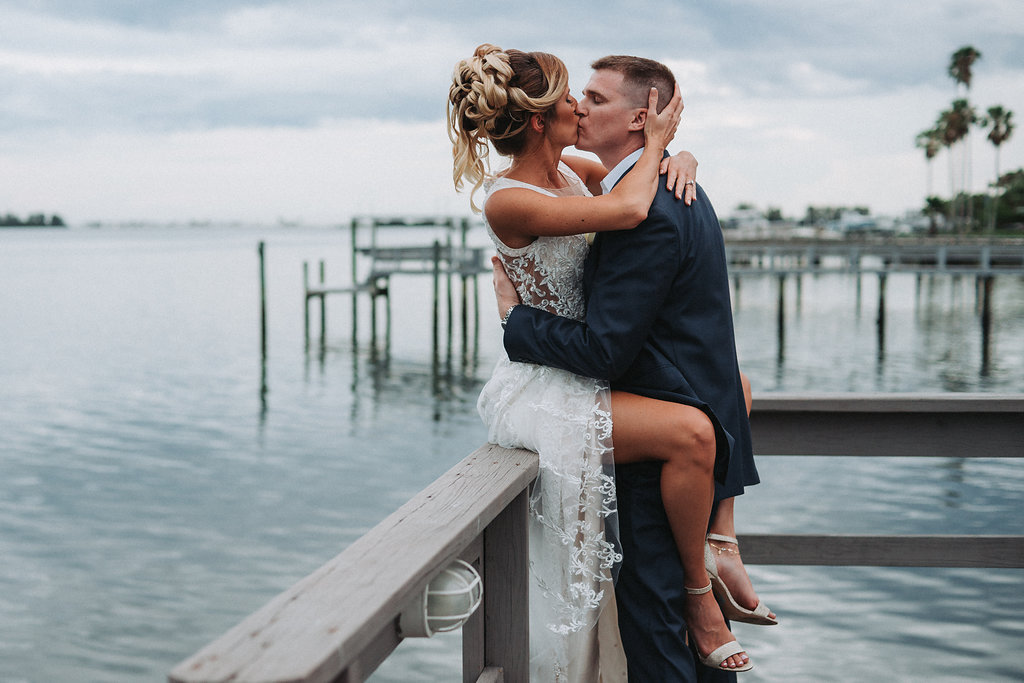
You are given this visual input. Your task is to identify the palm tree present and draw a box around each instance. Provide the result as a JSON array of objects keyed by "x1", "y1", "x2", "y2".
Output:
[
  {"x1": 916, "y1": 128, "x2": 944, "y2": 234},
  {"x1": 915, "y1": 128, "x2": 942, "y2": 197},
  {"x1": 948, "y1": 46, "x2": 982, "y2": 92},
  {"x1": 982, "y1": 106, "x2": 1015, "y2": 230},
  {"x1": 936, "y1": 100, "x2": 979, "y2": 232},
  {"x1": 984, "y1": 106, "x2": 1015, "y2": 181},
  {"x1": 947, "y1": 46, "x2": 982, "y2": 229}
]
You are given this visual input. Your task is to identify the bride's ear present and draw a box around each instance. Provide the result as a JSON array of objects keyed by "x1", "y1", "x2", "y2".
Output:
[{"x1": 529, "y1": 112, "x2": 545, "y2": 133}]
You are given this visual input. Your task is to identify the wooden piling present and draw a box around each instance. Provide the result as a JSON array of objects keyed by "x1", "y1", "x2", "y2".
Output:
[
  {"x1": 776, "y1": 274, "x2": 786, "y2": 365},
  {"x1": 351, "y1": 218, "x2": 359, "y2": 349},
  {"x1": 303, "y1": 261, "x2": 310, "y2": 346},
  {"x1": 319, "y1": 260, "x2": 327, "y2": 346},
  {"x1": 433, "y1": 240, "x2": 441, "y2": 388},
  {"x1": 980, "y1": 275, "x2": 994, "y2": 376},
  {"x1": 258, "y1": 241, "x2": 267, "y2": 358}
]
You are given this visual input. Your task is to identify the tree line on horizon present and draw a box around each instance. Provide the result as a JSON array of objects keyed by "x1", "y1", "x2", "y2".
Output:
[
  {"x1": 1, "y1": 212, "x2": 66, "y2": 227},
  {"x1": 916, "y1": 46, "x2": 1018, "y2": 234}
]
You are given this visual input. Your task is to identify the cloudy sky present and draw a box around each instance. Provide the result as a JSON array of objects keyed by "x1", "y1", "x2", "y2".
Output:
[{"x1": 3, "y1": 0, "x2": 1023, "y2": 224}]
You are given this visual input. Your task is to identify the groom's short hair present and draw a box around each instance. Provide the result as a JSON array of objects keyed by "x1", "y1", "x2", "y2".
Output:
[{"x1": 590, "y1": 55, "x2": 676, "y2": 113}]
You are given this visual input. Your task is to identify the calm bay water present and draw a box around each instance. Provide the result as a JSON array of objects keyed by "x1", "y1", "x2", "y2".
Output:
[{"x1": 1, "y1": 225, "x2": 1021, "y2": 682}]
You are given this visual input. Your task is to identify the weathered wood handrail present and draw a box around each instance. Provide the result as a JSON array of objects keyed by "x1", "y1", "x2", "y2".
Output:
[
  {"x1": 169, "y1": 395, "x2": 1024, "y2": 682},
  {"x1": 749, "y1": 393, "x2": 1024, "y2": 458},
  {"x1": 743, "y1": 393, "x2": 1024, "y2": 569},
  {"x1": 169, "y1": 444, "x2": 538, "y2": 683}
]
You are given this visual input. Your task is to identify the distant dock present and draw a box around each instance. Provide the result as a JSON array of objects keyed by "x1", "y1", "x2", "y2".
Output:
[
  {"x1": 723, "y1": 238, "x2": 1024, "y2": 277},
  {"x1": 299, "y1": 217, "x2": 490, "y2": 384},
  {"x1": 276, "y1": 224, "x2": 1024, "y2": 373}
]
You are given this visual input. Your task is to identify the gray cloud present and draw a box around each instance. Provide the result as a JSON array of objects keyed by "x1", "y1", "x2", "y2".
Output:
[
  {"x1": 4, "y1": 0, "x2": 1022, "y2": 136},
  {"x1": 2, "y1": 0, "x2": 1022, "y2": 223}
]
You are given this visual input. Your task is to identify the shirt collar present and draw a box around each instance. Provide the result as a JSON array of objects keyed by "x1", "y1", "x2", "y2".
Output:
[{"x1": 599, "y1": 147, "x2": 645, "y2": 195}]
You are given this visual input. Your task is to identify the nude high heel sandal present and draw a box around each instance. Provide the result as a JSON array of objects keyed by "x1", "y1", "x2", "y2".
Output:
[
  {"x1": 684, "y1": 582, "x2": 754, "y2": 672},
  {"x1": 705, "y1": 534, "x2": 778, "y2": 626}
]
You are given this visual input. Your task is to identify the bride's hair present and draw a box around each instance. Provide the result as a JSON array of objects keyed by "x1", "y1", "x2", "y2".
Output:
[{"x1": 447, "y1": 43, "x2": 568, "y2": 210}]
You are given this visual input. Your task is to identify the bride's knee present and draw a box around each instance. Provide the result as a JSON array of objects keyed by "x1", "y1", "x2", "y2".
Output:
[{"x1": 663, "y1": 410, "x2": 716, "y2": 465}]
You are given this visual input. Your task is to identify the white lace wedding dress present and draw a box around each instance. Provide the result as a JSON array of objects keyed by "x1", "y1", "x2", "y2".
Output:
[{"x1": 477, "y1": 162, "x2": 626, "y2": 683}]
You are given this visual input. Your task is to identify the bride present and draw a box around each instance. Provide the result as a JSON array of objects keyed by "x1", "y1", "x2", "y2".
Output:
[{"x1": 448, "y1": 44, "x2": 765, "y2": 680}]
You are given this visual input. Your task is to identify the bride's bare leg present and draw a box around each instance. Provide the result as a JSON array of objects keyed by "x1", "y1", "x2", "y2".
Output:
[
  {"x1": 706, "y1": 372, "x2": 776, "y2": 620},
  {"x1": 610, "y1": 391, "x2": 749, "y2": 671}
]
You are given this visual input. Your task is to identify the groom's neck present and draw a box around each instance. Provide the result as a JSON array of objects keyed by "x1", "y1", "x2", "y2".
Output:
[{"x1": 596, "y1": 139, "x2": 645, "y2": 173}]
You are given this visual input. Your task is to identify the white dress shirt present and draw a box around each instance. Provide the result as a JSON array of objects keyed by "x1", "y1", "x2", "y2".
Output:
[{"x1": 599, "y1": 147, "x2": 645, "y2": 195}]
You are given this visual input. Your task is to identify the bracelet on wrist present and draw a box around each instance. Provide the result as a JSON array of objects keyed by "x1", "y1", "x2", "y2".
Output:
[{"x1": 500, "y1": 304, "x2": 517, "y2": 329}]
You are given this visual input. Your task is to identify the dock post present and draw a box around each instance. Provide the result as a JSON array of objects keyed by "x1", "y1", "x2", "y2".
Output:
[
  {"x1": 776, "y1": 274, "x2": 786, "y2": 365},
  {"x1": 432, "y1": 240, "x2": 441, "y2": 390},
  {"x1": 258, "y1": 241, "x2": 267, "y2": 358},
  {"x1": 370, "y1": 279, "x2": 378, "y2": 355},
  {"x1": 258, "y1": 241, "x2": 268, "y2": 421},
  {"x1": 460, "y1": 218, "x2": 470, "y2": 369},
  {"x1": 877, "y1": 273, "x2": 887, "y2": 326},
  {"x1": 980, "y1": 275, "x2": 994, "y2": 375},
  {"x1": 877, "y1": 273, "x2": 888, "y2": 362},
  {"x1": 855, "y1": 272, "x2": 863, "y2": 317},
  {"x1": 385, "y1": 277, "x2": 392, "y2": 357},
  {"x1": 472, "y1": 271, "x2": 480, "y2": 371},
  {"x1": 303, "y1": 261, "x2": 310, "y2": 347},
  {"x1": 351, "y1": 217, "x2": 359, "y2": 349},
  {"x1": 319, "y1": 260, "x2": 327, "y2": 346},
  {"x1": 446, "y1": 235, "x2": 454, "y2": 373},
  {"x1": 796, "y1": 273, "x2": 803, "y2": 315},
  {"x1": 483, "y1": 489, "x2": 530, "y2": 682}
]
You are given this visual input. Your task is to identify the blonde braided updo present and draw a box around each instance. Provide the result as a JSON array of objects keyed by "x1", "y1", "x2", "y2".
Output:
[{"x1": 447, "y1": 43, "x2": 569, "y2": 210}]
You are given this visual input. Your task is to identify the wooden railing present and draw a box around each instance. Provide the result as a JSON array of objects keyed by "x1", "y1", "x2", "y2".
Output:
[
  {"x1": 742, "y1": 394, "x2": 1024, "y2": 568},
  {"x1": 169, "y1": 394, "x2": 1024, "y2": 683}
]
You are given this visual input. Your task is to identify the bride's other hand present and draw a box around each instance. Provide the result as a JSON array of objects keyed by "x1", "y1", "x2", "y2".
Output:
[
  {"x1": 643, "y1": 83, "x2": 683, "y2": 153},
  {"x1": 660, "y1": 150, "x2": 699, "y2": 205},
  {"x1": 492, "y1": 256, "x2": 521, "y2": 321}
]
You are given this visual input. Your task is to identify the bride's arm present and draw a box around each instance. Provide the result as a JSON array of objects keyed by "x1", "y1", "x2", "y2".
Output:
[
  {"x1": 562, "y1": 150, "x2": 698, "y2": 205},
  {"x1": 486, "y1": 86, "x2": 682, "y2": 242}
]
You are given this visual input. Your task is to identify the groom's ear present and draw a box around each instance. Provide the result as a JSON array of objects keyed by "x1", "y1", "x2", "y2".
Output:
[{"x1": 627, "y1": 108, "x2": 646, "y2": 132}]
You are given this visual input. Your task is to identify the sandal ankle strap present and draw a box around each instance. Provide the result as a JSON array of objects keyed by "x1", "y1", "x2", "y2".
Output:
[
  {"x1": 706, "y1": 533, "x2": 739, "y2": 545},
  {"x1": 685, "y1": 582, "x2": 712, "y2": 595}
]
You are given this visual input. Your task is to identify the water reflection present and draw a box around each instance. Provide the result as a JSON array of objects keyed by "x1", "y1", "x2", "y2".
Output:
[
  {"x1": 3, "y1": 228, "x2": 1020, "y2": 683},
  {"x1": 732, "y1": 269, "x2": 1020, "y2": 392}
]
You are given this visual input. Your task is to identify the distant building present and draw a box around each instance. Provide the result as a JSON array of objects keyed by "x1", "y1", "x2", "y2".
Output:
[{"x1": 722, "y1": 207, "x2": 770, "y2": 238}]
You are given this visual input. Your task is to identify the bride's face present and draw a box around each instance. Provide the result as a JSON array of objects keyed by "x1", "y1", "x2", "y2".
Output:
[{"x1": 544, "y1": 86, "x2": 580, "y2": 147}]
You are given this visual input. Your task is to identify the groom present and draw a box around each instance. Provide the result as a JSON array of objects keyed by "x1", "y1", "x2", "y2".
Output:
[{"x1": 494, "y1": 55, "x2": 752, "y2": 682}]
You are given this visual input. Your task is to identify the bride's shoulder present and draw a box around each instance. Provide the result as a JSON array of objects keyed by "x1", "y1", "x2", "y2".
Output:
[{"x1": 558, "y1": 156, "x2": 602, "y2": 195}]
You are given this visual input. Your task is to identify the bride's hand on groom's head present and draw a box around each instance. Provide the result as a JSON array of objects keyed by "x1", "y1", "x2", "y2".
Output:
[{"x1": 643, "y1": 84, "x2": 683, "y2": 152}]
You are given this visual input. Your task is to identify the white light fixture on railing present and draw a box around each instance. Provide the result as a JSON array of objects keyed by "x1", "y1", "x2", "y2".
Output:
[{"x1": 398, "y1": 559, "x2": 483, "y2": 638}]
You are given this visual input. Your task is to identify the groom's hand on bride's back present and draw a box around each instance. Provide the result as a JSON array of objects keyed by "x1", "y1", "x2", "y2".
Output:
[{"x1": 492, "y1": 256, "x2": 521, "y2": 321}]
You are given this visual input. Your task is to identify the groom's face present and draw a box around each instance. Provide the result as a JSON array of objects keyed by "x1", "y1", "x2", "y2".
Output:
[{"x1": 576, "y1": 69, "x2": 639, "y2": 155}]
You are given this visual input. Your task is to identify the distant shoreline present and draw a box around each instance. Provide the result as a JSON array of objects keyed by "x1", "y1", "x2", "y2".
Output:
[{"x1": 1, "y1": 213, "x2": 66, "y2": 228}]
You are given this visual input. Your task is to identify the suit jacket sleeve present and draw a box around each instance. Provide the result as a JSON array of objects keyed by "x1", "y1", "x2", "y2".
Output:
[{"x1": 503, "y1": 204, "x2": 680, "y2": 380}]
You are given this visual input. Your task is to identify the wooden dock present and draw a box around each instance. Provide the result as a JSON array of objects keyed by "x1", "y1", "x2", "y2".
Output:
[
  {"x1": 724, "y1": 239, "x2": 1024, "y2": 277},
  {"x1": 169, "y1": 394, "x2": 1024, "y2": 683},
  {"x1": 302, "y1": 217, "x2": 491, "y2": 373},
  {"x1": 292, "y1": 224, "x2": 1024, "y2": 361}
]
